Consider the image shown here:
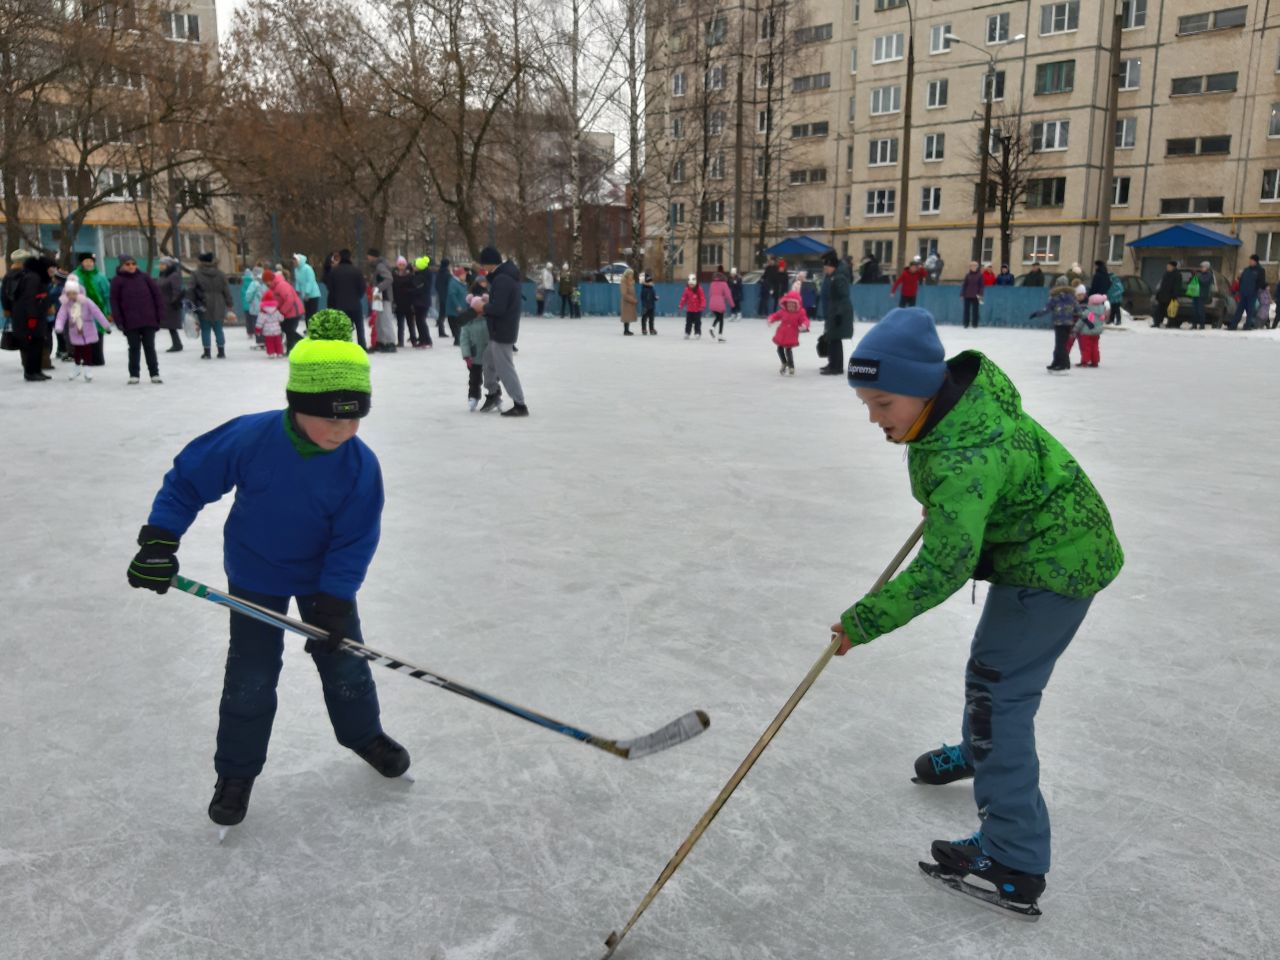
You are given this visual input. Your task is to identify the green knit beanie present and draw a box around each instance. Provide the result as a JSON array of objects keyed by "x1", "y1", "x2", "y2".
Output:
[{"x1": 286, "y1": 309, "x2": 371, "y2": 419}]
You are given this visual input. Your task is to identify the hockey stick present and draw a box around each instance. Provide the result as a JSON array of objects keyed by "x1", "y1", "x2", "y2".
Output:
[
  {"x1": 600, "y1": 520, "x2": 925, "y2": 958},
  {"x1": 172, "y1": 575, "x2": 709, "y2": 760}
]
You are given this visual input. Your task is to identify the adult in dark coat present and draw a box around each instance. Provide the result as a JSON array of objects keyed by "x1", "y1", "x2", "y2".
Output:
[
  {"x1": 1023, "y1": 264, "x2": 1046, "y2": 287},
  {"x1": 476, "y1": 246, "x2": 527, "y2": 416},
  {"x1": 1152, "y1": 260, "x2": 1181, "y2": 329},
  {"x1": 819, "y1": 251, "x2": 854, "y2": 375},
  {"x1": 434, "y1": 257, "x2": 452, "y2": 339},
  {"x1": 190, "y1": 252, "x2": 235, "y2": 358},
  {"x1": 325, "y1": 249, "x2": 369, "y2": 349},
  {"x1": 109, "y1": 254, "x2": 166, "y2": 382},
  {"x1": 10, "y1": 256, "x2": 54, "y2": 381},
  {"x1": 410, "y1": 256, "x2": 434, "y2": 347},
  {"x1": 1087, "y1": 260, "x2": 1110, "y2": 299},
  {"x1": 157, "y1": 257, "x2": 186, "y2": 352},
  {"x1": 1230, "y1": 254, "x2": 1268, "y2": 330},
  {"x1": 759, "y1": 257, "x2": 779, "y2": 315}
]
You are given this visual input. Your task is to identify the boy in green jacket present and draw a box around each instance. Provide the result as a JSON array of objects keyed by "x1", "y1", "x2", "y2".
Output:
[{"x1": 835, "y1": 307, "x2": 1123, "y2": 917}]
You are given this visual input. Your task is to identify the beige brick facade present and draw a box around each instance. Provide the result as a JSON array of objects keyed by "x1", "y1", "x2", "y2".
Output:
[{"x1": 645, "y1": 0, "x2": 1280, "y2": 283}]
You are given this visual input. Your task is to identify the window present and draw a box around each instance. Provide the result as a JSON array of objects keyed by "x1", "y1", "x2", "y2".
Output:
[
  {"x1": 975, "y1": 181, "x2": 998, "y2": 212},
  {"x1": 866, "y1": 189, "x2": 896, "y2": 216},
  {"x1": 1166, "y1": 136, "x2": 1231, "y2": 157},
  {"x1": 848, "y1": 95, "x2": 856, "y2": 123},
  {"x1": 853, "y1": 0, "x2": 860, "y2": 23},
  {"x1": 1122, "y1": 0, "x2": 1147, "y2": 29},
  {"x1": 1120, "y1": 59, "x2": 1141, "y2": 90},
  {"x1": 981, "y1": 70, "x2": 1006, "y2": 103},
  {"x1": 756, "y1": 153, "x2": 767, "y2": 177},
  {"x1": 672, "y1": 160, "x2": 686, "y2": 183},
  {"x1": 871, "y1": 84, "x2": 902, "y2": 115},
  {"x1": 864, "y1": 240, "x2": 894, "y2": 265},
  {"x1": 700, "y1": 243, "x2": 724, "y2": 265},
  {"x1": 987, "y1": 13, "x2": 1010, "y2": 44},
  {"x1": 845, "y1": 194, "x2": 853, "y2": 220},
  {"x1": 180, "y1": 232, "x2": 216, "y2": 261},
  {"x1": 673, "y1": 72, "x2": 686, "y2": 97},
  {"x1": 795, "y1": 23, "x2": 834, "y2": 44},
  {"x1": 709, "y1": 153, "x2": 726, "y2": 180},
  {"x1": 792, "y1": 72, "x2": 832, "y2": 93},
  {"x1": 669, "y1": 202, "x2": 686, "y2": 225},
  {"x1": 873, "y1": 33, "x2": 904, "y2": 63},
  {"x1": 1027, "y1": 177, "x2": 1067, "y2": 208},
  {"x1": 847, "y1": 145, "x2": 854, "y2": 172},
  {"x1": 671, "y1": 116, "x2": 685, "y2": 139},
  {"x1": 786, "y1": 214, "x2": 826, "y2": 229},
  {"x1": 923, "y1": 132, "x2": 945, "y2": 161},
  {"x1": 918, "y1": 238, "x2": 940, "y2": 260},
  {"x1": 102, "y1": 227, "x2": 149, "y2": 260},
  {"x1": 1159, "y1": 196, "x2": 1225, "y2": 214},
  {"x1": 921, "y1": 186, "x2": 942, "y2": 214},
  {"x1": 875, "y1": 0, "x2": 906, "y2": 10},
  {"x1": 1178, "y1": 7, "x2": 1246, "y2": 35},
  {"x1": 705, "y1": 65, "x2": 725, "y2": 90},
  {"x1": 869, "y1": 137, "x2": 899, "y2": 165},
  {"x1": 1258, "y1": 232, "x2": 1280, "y2": 262},
  {"x1": 850, "y1": 48, "x2": 858, "y2": 73},
  {"x1": 1270, "y1": 103, "x2": 1280, "y2": 137},
  {"x1": 1040, "y1": 2, "x2": 1079, "y2": 35},
  {"x1": 930, "y1": 24, "x2": 953, "y2": 54},
  {"x1": 759, "y1": 12, "x2": 775, "y2": 40},
  {"x1": 789, "y1": 168, "x2": 827, "y2": 185},
  {"x1": 1109, "y1": 234, "x2": 1126, "y2": 263},
  {"x1": 1113, "y1": 176, "x2": 1131, "y2": 205},
  {"x1": 927, "y1": 79, "x2": 948, "y2": 108},
  {"x1": 1262, "y1": 169, "x2": 1280, "y2": 202},
  {"x1": 757, "y1": 109, "x2": 771, "y2": 133},
  {"x1": 703, "y1": 201, "x2": 725, "y2": 223},
  {"x1": 1023, "y1": 235, "x2": 1062, "y2": 263},
  {"x1": 1116, "y1": 116, "x2": 1137, "y2": 149},
  {"x1": 752, "y1": 199, "x2": 767, "y2": 220},
  {"x1": 791, "y1": 121, "x2": 829, "y2": 139},
  {"x1": 757, "y1": 63, "x2": 773, "y2": 87},
  {"x1": 1035, "y1": 60, "x2": 1076, "y2": 95},
  {"x1": 706, "y1": 16, "x2": 728, "y2": 46},
  {"x1": 1031, "y1": 120, "x2": 1070, "y2": 152},
  {"x1": 163, "y1": 11, "x2": 200, "y2": 42},
  {"x1": 1173, "y1": 72, "x2": 1238, "y2": 96},
  {"x1": 708, "y1": 111, "x2": 725, "y2": 136}
]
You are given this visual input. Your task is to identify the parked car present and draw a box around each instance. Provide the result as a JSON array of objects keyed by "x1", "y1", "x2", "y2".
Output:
[
  {"x1": 1162, "y1": 269, "x2": 1232, "y2": 328},
  {"x1": 740, "y1": 270, "x2": 764, "y2": 286},
  {"x1": 595, "y1": 262, "x2": 631, "y2": 283}
]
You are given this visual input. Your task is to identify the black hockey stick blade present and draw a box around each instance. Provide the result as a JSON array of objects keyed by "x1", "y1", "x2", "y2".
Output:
[
  {"x1": 917, "y1": 862, "x2": 1042, "y2": 921},
  {"x1": 613, "y1": 709, "x2": 710, "y2": 759}
]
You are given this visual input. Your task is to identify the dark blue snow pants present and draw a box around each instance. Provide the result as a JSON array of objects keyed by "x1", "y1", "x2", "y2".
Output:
[
  {"x1": 958, "y1": 585, "x2": 1093, "y2": 875},
  {"x1": 214, "y1": 584, "x2": 383, "y2": 778}
]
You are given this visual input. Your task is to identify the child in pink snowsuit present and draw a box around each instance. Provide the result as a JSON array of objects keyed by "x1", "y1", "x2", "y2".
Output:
[
  {"x1": 257, "y1": 290, "x2": 285, "y2": 357},
  {"x1": 54, "y1": 275, "x2": 113, "y2": 381},
  {"x1": 707, "y1": 271, "x2": 733, "y2": 341},
  {"x1": 768, "y1": 291, "x2": 810, "y2": 375},
  {"x1": 678, "y1": 275, "x2": 706, "y2": 338}
]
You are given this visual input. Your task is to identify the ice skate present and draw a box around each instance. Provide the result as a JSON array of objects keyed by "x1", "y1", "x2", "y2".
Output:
[
  {"x1": 788, "y1": 365, "x2": 795, "y2": 376},
  {"x1": 151, "y1": 376, "x2": 163, "y2": 384},
  {"x1": 912, "y1": 743, "x2": 973, "y2": 785},
  {"x1": 69, "y1": 367, "x2": 82, "y2": 380},
  {"x1": 127, "y1": 376, "x2": 140, "y2": 384},
  {"x1": 468, "y1": 398, "x2": 479, "y2": 412},
  {"x1": 780, "y1": 364, "x2": 788, "y2": 375},
  {"x1": 355, "y1": 732, "x2": 412, "y2": 779},
  {"x1": 208, "y1": 775, "x2": 255, "y2": 836},
  {"x1": 83, "y1": 368, "x2": 93, "y2": 382},
  {"x1": 478, "y1": 393, "x2": 502, "y2": 413},
  {"x1": 918, "y1": 838, "x2": 1045, "y2": 921}
]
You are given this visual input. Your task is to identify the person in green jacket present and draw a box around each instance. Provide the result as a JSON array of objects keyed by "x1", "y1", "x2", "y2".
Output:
[
  {"x1": 835, "y1": 307, "x2": 1123, "y2": 917},
  {"x1": 74, "y1": 251, "x2": 112, "y2": 367}
]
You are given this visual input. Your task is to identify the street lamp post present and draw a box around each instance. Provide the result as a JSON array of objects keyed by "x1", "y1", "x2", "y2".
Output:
[
  {"x1": 896, "y1": 0, "x2": 915, "y2": 273},
  {"x1": 945, "y1": 32, "x2": 1024, "y2": 264}
]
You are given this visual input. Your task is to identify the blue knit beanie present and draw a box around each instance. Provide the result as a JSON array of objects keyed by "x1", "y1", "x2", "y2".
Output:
[{"x1": 847, "y1": 308, "x2": 947, "y2": 398}]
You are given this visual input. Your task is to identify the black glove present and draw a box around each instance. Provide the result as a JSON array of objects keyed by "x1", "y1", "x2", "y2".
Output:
[
  {"x1": 127, "y1": 524, "x2": 180, "y2": 594},
  {"x1": 301, "y1": 593, "x2": 355, "y2": 655}
]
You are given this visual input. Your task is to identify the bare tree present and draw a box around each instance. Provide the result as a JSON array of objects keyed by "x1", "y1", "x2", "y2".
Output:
[{"x1": 970, "y1": 107, "x2": 1041, "y2": 267}]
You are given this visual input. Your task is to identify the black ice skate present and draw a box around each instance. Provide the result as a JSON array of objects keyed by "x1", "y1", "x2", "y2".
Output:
[
  {"x1": 918, "y1": 838, "x2": 1045, "y2": 921},
  {"x1": 478, "y1": 393, "x2": 502, "y2": 413},
  {"x1": 355, "y1": 733, "x2": 413, "y2": 781},
  {"x1": 912, "y1": 743, "x2": 974, "y2": 785},
  {"x1": 209, "y1": 775, "x2": 255, "y2": 841}
]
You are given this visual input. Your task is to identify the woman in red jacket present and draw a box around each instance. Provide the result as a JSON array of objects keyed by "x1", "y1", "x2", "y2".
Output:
[{"x1": 891, "y1": 257, "x2": 928, "y2": 307}]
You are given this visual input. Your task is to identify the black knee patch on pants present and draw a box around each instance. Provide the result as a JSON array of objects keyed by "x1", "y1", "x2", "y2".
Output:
[{"x1": 966, "y1": 657, "x2": 1000, "y2": 763}]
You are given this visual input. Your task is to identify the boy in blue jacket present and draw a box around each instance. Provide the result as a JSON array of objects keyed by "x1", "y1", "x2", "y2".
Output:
[{"x1": 126, "y1": 310, "x2": 409, "y2": 830}]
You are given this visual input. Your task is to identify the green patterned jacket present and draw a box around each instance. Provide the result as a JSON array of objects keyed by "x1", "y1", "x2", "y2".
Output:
[{"x1": 842, "y1": 351, "x2": 1124, "y2": 644}]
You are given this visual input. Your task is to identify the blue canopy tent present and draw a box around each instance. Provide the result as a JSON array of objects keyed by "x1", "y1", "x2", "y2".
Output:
[
  {"x1": 1128, "y1": 223, "x2": 1241, "y2": 249},
  {"x1": 765, "y1": 236, "x2": 833, "y2": 256}
]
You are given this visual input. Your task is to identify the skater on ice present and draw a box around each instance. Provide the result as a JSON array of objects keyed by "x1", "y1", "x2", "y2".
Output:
[
  {"x1": 54, "y1": 275, "x2": 113, "y2": 381},
  {"x1": 767, "y1": 291, "x2": 809, "y2": 375},
  {"x1": 834, "y1": 307, "x2": 1124, "y2": 917},
  {"x1": 679, "y1": 274, "x2": 705, "y2": 339},
  {"x1": 126, "y1": 309, "x2": 411, "y2": 835}
]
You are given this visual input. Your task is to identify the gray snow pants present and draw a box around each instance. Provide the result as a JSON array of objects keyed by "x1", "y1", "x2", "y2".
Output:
[
  {"x1": 958, "y1": 585, "x2": 1092, "y2": 875},
  {"x1": 482, "y1": 341, "x2": 524, "y2": 405}
]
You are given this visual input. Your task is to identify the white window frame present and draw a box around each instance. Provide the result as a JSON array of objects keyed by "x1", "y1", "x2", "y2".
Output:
[
  {"x1": 1262, "y1": 169, "x2": 1280, "y2": 202},
  {"x1": 703, "y1": 201, "x2": 725, "y2": 224},
  {"x1": 923, "y1": 132, "x2": 945, "y2": 162},
  {"x1": 870, "y1": 84, "x2": 902, "y2": 115},
  {"x1": 850, "y1": 47, "x2": 858, "y2": 74},
  {"x1": 1116, "y1": 116, "x2": 1137, "y2": 149},
  {"x1": 705, "y1": 65, "x2": 725, "y2": 91},
  {"x1": 1120, "y1": 59, "x2": 1141, "y2": 90},
  {"x1": 1108, "y1": 234, "x2": 1126, "y2": 263},
  {"x1": 873, "y1": 33, "x2": 905, "y2": 64},
  {"x1": 673, "y1": 72, "x2": 686, "y2": 97},
  {"x1": 981, "y1": 70, "x2": 1006, "y2": 103},
  {"x1": 672, "y1": 159, "x2": 686, "y2": 183},
  {"x1": 930, "y1": 24, "x2": 953, "y2": 54},
  {"x1": 757, "y1": 109, "x2": 770, "y2": 133},
  {"x1": 1121, "y1": 0, "x2": 1147, "y2": 30},
  {"x1": 1112, "y1": 175, "x2": 1131, "y2": 206},
  {"x1": 757, "y1": 63, "x2": 772, "y2": 88},
  {"x1": 669, "y1": 201, "x2": 686, "y2": 225},
  {"x1": 1032, "y1": 119, "x2": 1070, "y2": 152},
  {"x1": 1270, "y1": 103, "x2": 1280, "y2": 137},
  {"x1": 709, "y1": 153, "x2": 726, "y2": 180},
  {"x1": 1040, "y1": 2, "x2": 1080, "y2": 36},
  {"x1": 164, "y1": 11, "x2": 199, "y2": 42},
  {"x1": 1257, "y1": 232, "x2": 1280, "y2": 262},
  {"x1": 986, "y1": 12, "x2": 1010, "y2": 44},
  {"x1": 868, "y1": 137, "x2": 899, "y2": 166},
  {"x1": 865, "y1": 189, "x2": 896, "y2": 217},
  {"x1": 708, "y1": 110, "x2": 725, "y2": 136},
  {"x1": 926, "y1": 79, "x2": 948, "y2": 109},
  {"x1": 920, "y1": 186, "x2": 942, "y2": 215},
  {"x1": 671, "y1": 116, "x2": 685, "y2": 139},
  {"x1": 1022, "y1": 234, "x2": 1062, "y2": 264},
  {"x1": 700, "y1": 242, "x2": 724, "y2": 265}
]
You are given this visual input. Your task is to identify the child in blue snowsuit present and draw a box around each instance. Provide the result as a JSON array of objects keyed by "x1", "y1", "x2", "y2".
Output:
[{"x1": 126, "y1": 310, "x2": 410, "y2": 830}]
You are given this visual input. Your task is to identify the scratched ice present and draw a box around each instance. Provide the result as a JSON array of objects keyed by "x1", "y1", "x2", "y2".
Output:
[{"x1": 2, "y1": 318, "x2": 1277, "y2": 960}]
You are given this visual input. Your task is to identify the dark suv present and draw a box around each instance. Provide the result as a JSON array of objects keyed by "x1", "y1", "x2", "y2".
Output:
[{"x1": 1161, "y1": 270, "x2": 1232, "y2": 328}]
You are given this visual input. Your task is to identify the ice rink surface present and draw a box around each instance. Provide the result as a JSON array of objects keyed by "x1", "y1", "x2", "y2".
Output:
[{"x1": 2, "y1": 316, "x2": 1278, "y2": 960}]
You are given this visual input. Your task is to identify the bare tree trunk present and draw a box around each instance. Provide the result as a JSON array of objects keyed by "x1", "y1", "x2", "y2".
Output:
[
  {"x1": 625, "y1": 0, "x2": 643, "y2": 271},
  {"x1": 568, "y1": 0, "x2": 583, "y2": 274}
]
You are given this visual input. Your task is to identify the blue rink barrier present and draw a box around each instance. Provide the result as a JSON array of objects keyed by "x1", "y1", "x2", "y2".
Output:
[{"x1": 519, "y1": 282, "x2": 1056, "y2": 329}]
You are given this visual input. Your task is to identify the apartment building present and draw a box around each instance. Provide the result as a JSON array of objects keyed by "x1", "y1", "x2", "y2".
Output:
[
  {"x1": 644, "y1": 0, "x2": 1280, "y2": 282},
  {"x1": 2, "y1": 0, "x2": 234, "y2": 272}
]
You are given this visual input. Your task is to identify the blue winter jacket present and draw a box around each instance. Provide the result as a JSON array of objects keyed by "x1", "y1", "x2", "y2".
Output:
[
  {"x1": 147, "y1": 410, "x2": 383, "y2": 600},
  {"x1": 293, "y1": 255, "x2": 321, "y2": 300}
]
